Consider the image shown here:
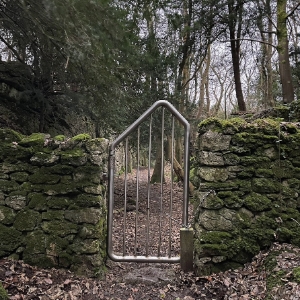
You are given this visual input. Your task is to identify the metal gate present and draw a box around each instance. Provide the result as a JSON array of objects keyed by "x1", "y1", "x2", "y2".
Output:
[{"x1": 107, "y1": 100, "x2": 193, "y2": 271}]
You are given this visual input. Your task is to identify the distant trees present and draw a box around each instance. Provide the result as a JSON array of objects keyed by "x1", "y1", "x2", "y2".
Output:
[{"x1": 0, "y1": 0, "x2": 299, "y2": 135}]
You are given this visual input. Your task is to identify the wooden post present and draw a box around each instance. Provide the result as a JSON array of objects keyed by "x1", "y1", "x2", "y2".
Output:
[{"x1": 180, "y1": 227, "x2": 194, "y2": 272}]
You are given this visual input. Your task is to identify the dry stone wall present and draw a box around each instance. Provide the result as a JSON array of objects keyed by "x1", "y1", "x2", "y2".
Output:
[
  {"x1": 0, "y1": 129, "x2": 108, "y2": 277},
  {"x1": 192, "y1": 114, "x2": 300, "y2": 275}
]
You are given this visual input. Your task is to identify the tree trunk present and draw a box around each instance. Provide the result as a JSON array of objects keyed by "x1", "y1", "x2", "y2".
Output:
[
  {"x1": 150, "y1": 138, "x2": 165, "y2": 183},
  {"x1": 277, "y1": 0, "x2": 294, "y2": 103},
  {"x1": 173, "y1": 157, "x2": 194, "y2": 196},
  {"x1": 228, "y1": 0, "x2": 246, "y2": 111}
]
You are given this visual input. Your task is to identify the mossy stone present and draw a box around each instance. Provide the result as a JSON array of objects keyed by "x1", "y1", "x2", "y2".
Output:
[
  {"x1": 70, "y1": 239, "x2": 100, "y2": 254},
  {"x1": 0, "y1": 128, "x2": 23, "y2": 143},
  {"x1": 73, "y1": 165, "x2": 102, "y2": 184},
  {"x1": 239, "y1": 156, "x2": 271, "y2": 167},
  {"x1": 85, "y1": 138, "x2": 108, "y2": 153},
  {"x1": 200, "y1": 231, "x2": 232, "y2": 244},
  {"x1": 19, "y1": 133, "x2": 46, "y2": 147},
  {"x1": 47, "y1": 196, "x2": 72, "y2": 209},
  {"x1": 200, "y1": 192, "x2": 224, "y2": 209},
  {"x1": 58, "y1": 252, "x2": 74, "y2": 268},
  {"x1": 28, "y1": 193, "x2": 48, "y2": 211},
  {"x1": 10, "y1": 171, "x2": 29, "y2": 182},
  {"x1": 71, "y1": 134, "x2": 91, "y2": 142},
  {"x1": 255, "y1": 168, "x2": 274, "y2": 178},
  {"x1": 41, "y1": 210, "x2": 64, "y2": 220},
  {"x1": 73, "y1": 194, "x2": 103, "y2": 208},
  {"x1": 244, "y1": 192, "x2": 272, "y2": 212},
  {"x1": 0, "y1": 206, "x2": 16, "y2": 225},
  {"x1": 252, "y1": 178, "x2": 281, "y2": 193},
  {"x1": 47, "y1": 165, "x2": 74, "y2": 175},
  {"x1": 0, "y1": 179, "x2": 19, "y2": 192},
  {"x1": 54, "y1": 135, "x2": 66, "y2": 142},
  {"x1": 0, "y1": 224, "x2": 22, "y2": 253},
  {"x1": 14, "y1": 210, "x2": 41, "y2": 231},
  {"x1": 199, "y1": 208, "x2": 236, "y2": 231},
  {"x1": 199, "y1": 167, "x2": 229, "y2": 182},
  {"x1": 223, "y1": 153, "x2": 240, "y2": 165},
  {"x1": 79, "y1": 224, "x2": 103, "y2": 239},
  {"x1": 64, "y1": 208, "x2": 101, "y2": 225},
  {"x1": 36, "y1": 183, "x2": 78, "y2": 195},
  {"x1": 30, "y1": 152, "x2": 60, "y2": 166},
  {"x1": 223, "y1": 194, "x2": 244, "y2": 208},
  {"x1": 41, "y1": 220, "x2": 78, "y2": 237},
  {"x1": 61, "y1": 149, "x2": 87, "y2": 166},
  {"x1": 5, "y1": 192, "x2": 27, "y2": 210},
  {"x1": 28, "y1": 171, "x2": 60, "y2": 184},
  {"x1": 271, "y1": 160, "x2": 294, "y2": 179},
  {"x1": 198, "y1": 117, "x2": 246, "y2": 135}
]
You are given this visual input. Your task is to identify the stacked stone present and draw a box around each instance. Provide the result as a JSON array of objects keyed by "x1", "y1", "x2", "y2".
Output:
[
  {"x1": 0, "y1": 129, "x2": 108, "y2": 277},
  {"x1": 192, "y1": 117, "x2": 300, "y2": 275}
]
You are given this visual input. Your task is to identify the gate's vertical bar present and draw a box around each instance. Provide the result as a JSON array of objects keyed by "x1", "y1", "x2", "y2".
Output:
[
  {"x1": 135, "y1": 127, "x2": 140, "y2": 256},
  {"x1": 146, "y1": 115, "x2": 153, "y2": 256},
  {"x1": 168, "y1": 116, "x2": 175, "y2": 258},
  {"x1": 180, "y1": 121, "x2": 193, "y2": 272},
  {"x1": 123, "y1": 137, "x2": 129, "y2": 256},
  {"x1": 158, "y1": 107, "x2": 165, "y2": 257}
]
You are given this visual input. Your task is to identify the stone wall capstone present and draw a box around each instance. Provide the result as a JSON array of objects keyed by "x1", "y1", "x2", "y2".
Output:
[
  {"x1": 191, "y1": 115, "x2": 300, "y2": 275},
  {"x1": 0, "y1": 129, "x2": 108, "y2": 277}
]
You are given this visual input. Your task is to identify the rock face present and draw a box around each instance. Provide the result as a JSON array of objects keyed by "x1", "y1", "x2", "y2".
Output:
[
  {"x1": 0, "y1": 129, "x2": 108, "y2": 277},
  {"x1": 191, "y1": 108, "x2": 300, "y2": 275}
]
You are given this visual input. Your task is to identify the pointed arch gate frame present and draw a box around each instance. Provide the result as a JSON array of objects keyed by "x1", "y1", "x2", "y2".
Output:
[{"x1": 107, "y1": 100, "x2": 193, "y2": 272}]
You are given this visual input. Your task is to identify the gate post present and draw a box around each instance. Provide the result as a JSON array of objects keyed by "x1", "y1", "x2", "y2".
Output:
[{"x1": 180, "y1": 227, "x2": 194, "y2": 272}]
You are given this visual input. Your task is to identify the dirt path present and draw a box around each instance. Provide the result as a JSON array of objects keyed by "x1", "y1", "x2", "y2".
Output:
[{"x1": 111, "y1": 166, "x2": 193, "y2": 259}]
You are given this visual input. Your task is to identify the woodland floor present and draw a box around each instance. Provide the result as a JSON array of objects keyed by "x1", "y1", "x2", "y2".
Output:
[{"x1": 1, "y1": 168, "x2": 300, "y2": 299}]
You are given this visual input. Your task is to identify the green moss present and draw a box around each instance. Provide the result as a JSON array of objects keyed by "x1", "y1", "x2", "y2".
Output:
[
  {"x1": 0, "y1": 128, "x2": 23, "y2": 143},
  {"x1": 47, "y1": 196, "x2": 72, "y2": 209},
  {"x1": 29, "y1": 171, "x2": 60, "y2": 184},
  {"x1": 201, "y1": 231, "x2": 232, "y2": 244},
  {"x1": 73, "y1": 165, "x2": 102, "y2": 184},
  {"x1": 54, "y1": 135, "x2": 66, "y2": 142},
  {"x1": 232, "y1": 132, "x2": 278, "y2": 146},
  {"x1": 36, "y1": 182, "x2": 78, "y2": 195},
  {"x1": 0, "y1": 179, "x2": 19, "y2": 192},
  {"x1": 42, "y1": 210, "x2": 64, "y2": 220},
  {"x1": 14, "y1": 210, "x2": 41, "y2": 231},
  {"x1": 198, "y1": 117, "x2": 246, "y2": 134},
  {"x1": 0, "y1": 206, "x2": 16, "y2": 225},
  {"x1": 292, "y1": 267, "x2": 300, "y2": 283},
  {"x1": 60, "y1": 149, "x2": 87, "y2": 166},
  {"x1": 244, "y1": 192, "x2": 272, "y2": 212},
  {"x1": 73, "y1": 194, "x2": 103, "y2": 208},
  {"x1": 0, "y1": 224, "x2": 22, "y2": 253},
  {"x1": 252, "y1": 178, "x2": 281, "y2": 193},
  {"x1": 41, "y1": 220, "x2": 78, "y2": 237},
  {"x1": 223, "y1": 153, "x2": 240, "y2": 165},
  {"x1": 47, "y1": 165, "x2": 75, "y2": 175},
  {"x1": 201, "y1": 193, "x2": 224, "y2": 209},
  {"x1": 239, "y1": 156, "x2": 271, "y2": 167},
  {"x1": 271, "y1": 160, "x2": 294, "y2": 179},
  {"x1": 28, "y1": 193, "x2": 48, "y2": 211},
  {"x1": 71, "y1": 134, "x2": 91, "y2": 142},
  {"x1": 255, "y1": 169, "x2": 274, "y2": 177},
  {"x1": 0, "y1": 282, "x2": 9, "y2": 300},
  {"x1": 19, "y1": 133, "x2": 46, "y2": 147}
]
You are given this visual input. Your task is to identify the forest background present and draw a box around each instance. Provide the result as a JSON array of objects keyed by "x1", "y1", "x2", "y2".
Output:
[{"x1": 0, "y1": 0, "x2": 299, "y2": 141}]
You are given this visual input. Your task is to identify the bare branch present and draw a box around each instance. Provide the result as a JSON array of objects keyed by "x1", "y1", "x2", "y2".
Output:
[
  {"x1": 220, "y1": 38, "x2": 277, "y2": 49},
  {"x1": 287, "y1": 1, "x2": 300, "y2": 18}
]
